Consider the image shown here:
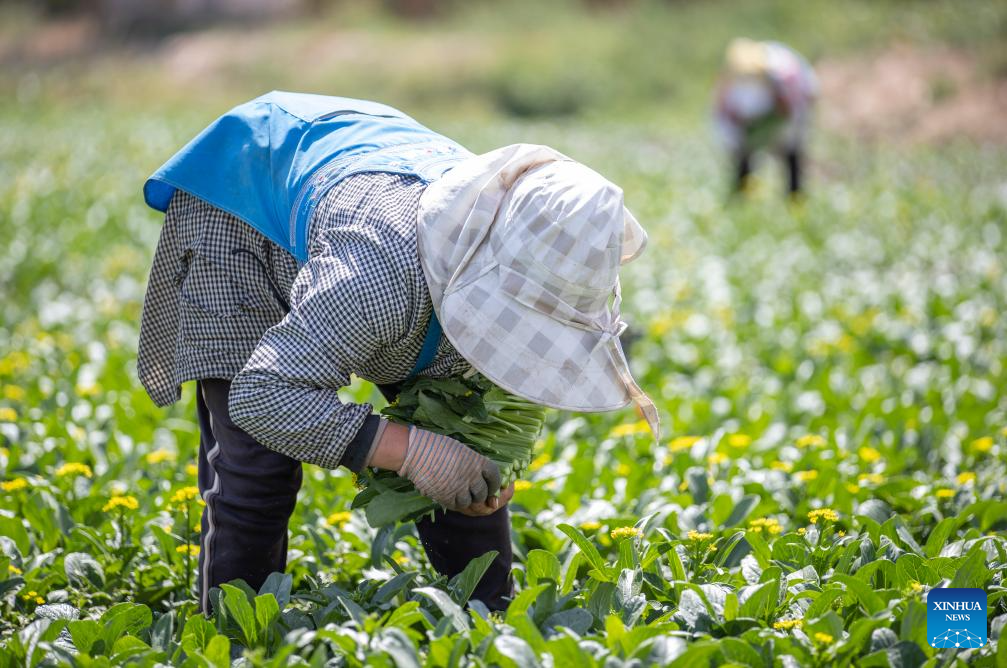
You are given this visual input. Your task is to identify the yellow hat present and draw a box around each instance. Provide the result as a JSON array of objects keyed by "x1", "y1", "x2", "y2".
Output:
[{"x1": 726, "y1": 38, "x2": 769, "y2": 76}]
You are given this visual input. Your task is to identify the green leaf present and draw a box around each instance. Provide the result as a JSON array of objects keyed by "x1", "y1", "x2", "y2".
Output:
[
  {"x1": 857, "y1": 499, "x2": 895, "y2": 525},
  {"x1": 111, "y1": 635, "x2": 151, "y2": 662},
  {"x1": 588, "y1": 581, "x2": 617, "y2": 624},
  {"x1": 203, "y1": 635, "x2": 231, "y2": 668},
  {"x1": 924, "y1": 517, "x2": 957, "y2": 558},
  {"x1": 544, "y1": 608, "x2": 592, "y2": 635},
  {"x1": 505, "y1": 583, "x2": 549, "y2": 623},
  {"x1": 100, "y1": 603, "x2": 152, "y2": 649},
  {"x1": 900, "y1": 599, "x2": 928, "y2": 648},
  {"x1": 739, "y1": 579, "x2": 778, "y2": 621},
  {"x1": 685, "y1": 467, "x2": 710, "y2": 503},
  {"x1": 833, "y1": 574, "x2": 885, "y2": 615},
  {"x1": 494, "y1": 635, "x2": 541, "y2": 668},
  {"x1": 805, "y1": 586, "x2": 844, "y2": 620},
  {"x1": 149, "y1": 611, "x2": 175, "y2": 653},
  {"x1": 720, "y1": 637, "x2": 765, "y2": 667},
  {"x1": 949, "y1": 547, "x2": 990, "y2": 589},
  {"x1": 526, "y1": 549, "x2": 561, "y2": 587},
  {"x1": 257, "y1": 572, "x2": 292, "y2": 610},
  {"x1": 64, "y1": 552, "x2": 105, "y2": 589},
  {"x1": 415, "y1": 587, "x2": 470, "y2": 632},
  {"x1": 557, "y1": 524, "x2": 612, "y2": 582},
  {"x1": 377, "y1": 627, "x2": 421, "y2": 668},
  {"x1": 181, "y1": 613, "x2": 216, "y2": 654},
  {"x1": 668, "y1": 640, "x2": 721, "y2": 667},
  {"x1": 0, "y1": 515, "x2": 30, "y2": 555},
  {"x1": 723, "y1": 494, "x2": 761, "y2": 528},
  {"x1": 449, "y1": 550, "x2": 498, "y2": 604},
  {"x1": 724, "y1": 592, "x2": 739, "y2": 622},
  {"x1": 254, "y1": 593, "x2": 280, "y2": 639},
  {"x1": 375, "y1": 571, "x2": 418, "y2": 605},
  {"x1": 220, "y1": 583, "x2": 258, "y2": 646},
  {"x1": 895, "y1": 554, "x2": 940, "y2": 588},
  {"x1": 68, "y1": 619, "x2": 102, "y2": 655}
]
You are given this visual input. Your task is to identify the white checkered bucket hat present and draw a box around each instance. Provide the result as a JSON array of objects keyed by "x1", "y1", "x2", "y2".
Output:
[{"x1": 416, "y1": 143, "x2": 660, "y2": 440}]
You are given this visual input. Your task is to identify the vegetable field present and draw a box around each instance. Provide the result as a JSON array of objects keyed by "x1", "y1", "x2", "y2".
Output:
[{"x1": 2, "y1": 1, "x2": 1006, "y2": 666}]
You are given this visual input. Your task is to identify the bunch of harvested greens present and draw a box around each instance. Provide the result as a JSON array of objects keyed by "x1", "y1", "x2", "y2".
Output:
[{"x1": 351, "y1": 373, "x2": 547, "y2": 527}]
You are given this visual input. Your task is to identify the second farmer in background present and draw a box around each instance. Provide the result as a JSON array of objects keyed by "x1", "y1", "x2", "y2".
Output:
[{"x1": 714, "y1": 38, "x2": 818, "y2": 197}]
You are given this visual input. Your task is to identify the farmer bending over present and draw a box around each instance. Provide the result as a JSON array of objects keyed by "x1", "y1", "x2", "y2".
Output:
[
  {"x1": 138, "y1": 91, "x2": 659, "y2": 612},
  {"x1": 714, "y1": 38, "x2": 818, "y2": 197}
]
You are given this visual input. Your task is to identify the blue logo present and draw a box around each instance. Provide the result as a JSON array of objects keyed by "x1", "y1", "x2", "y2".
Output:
[{"x1": 927, "y1": 588, "x2": 986, "y2": 648}]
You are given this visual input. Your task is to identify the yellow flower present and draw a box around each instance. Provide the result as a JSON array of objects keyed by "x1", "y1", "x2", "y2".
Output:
[
  {"x1": 8, "y1": 564, "x2": 22, "y2": 575},
  {"x1": 726, "y1": 434, "x2": 752, "y2": 448},
  {"x1": 707, "y1": 453, "x2": 728, "y2": 465},
  {"x1": 858, "y1": 473, "x2": 884, "y2": 485},
  {"x1": 610, "y1": 526, "x2": 642, "y2": 541},
  {"x1": 797, "y1": 527, "x2": 807, "y2": 535},
  {"x1": 678, "y1": 480, "x2": 689, "y2": 491},
  {"x1": 20, "y1": 591, "x2": 45, "y2": 605},
  {"x1": 185, "y1": 463, "x2": 198, "y2": 477},
  {"x1": 103, "y1": 495, "x2": 139, "y2": 512},
  {"x1": 935, "y1": 488, "x2": 955, "y2": 499},
  {"x1": 971, "y1": 436, "x2": 993, "y2": 453},
  {"x1": 393, "y1": 553, "x2": 408, "y2": 566},
  {"x1": 3, "y1": 386, "x2": 25, "y2": 401},
  {"x1": 76, "y1": 382, "x2": 101, "y2": 397},
  {"x1": 796, "y1": 434, "x2": 825, "y2": 448},
  {"x1": 615, "y1": 463, "x2": 631, "y2": 476},
  {"x1": 2, "y1": 478, "x2": 28, "y2": 493},
  {"x1": 773, "y1": 619, "x2": 803, "y2": 630},
  {"x1": 813, "y1": 632, "x2": 834, "y2": 644},
  {"x1": 609, "y1": 421, "x2": 651, "y2": 438},
  {"x1": 326, "y1": 511, "x2": 352, "y2": 527},
  {"x1": 837, "y1": 530, "x2": 846, "y2": 537},
  {"x1": 579, "y1": 520, "x2": 602, "y2": 531},
  {"x1": 858, "y1": 446, "x2": 882, "y2": 463},
  {"x1": 0, "y1": 447, "x2": 8, "y2": 459},
  {"x1": 670, "y1": 436, "x2": 701, "y2": 452},
  {"x1": 795, "y1": 470, "x2": 819, "y2": 482},
  {"x1": 0, "y1": 407, "x2": 17, "y2": 422},
  {"x1": 513, "y1": 480, "x2": 534, "y2": 492},
  {"x1": 170, "y1": 486, "x2": 202, "y2": 505},
  {"x1": 909, "y1": 581, "x2": 923, "y2": 593},
  {"x1": 176, "y1": 544, "x2": 199, "y2": 557},
  {"x1": 771, "y1": 461, "x2": 794, "y2": 472},
  {"x1": 845, "y1": 483, "x2": 860, "y2": 494},
  {"x1": 55, "y1": 462, "x2": 93, "y2": 479},
  {"x1": 955, "y1": 472, "x2": 976, "y2": 485},
  {"x1": 808, "y1": 508, "x2": 839, "y2": 524},
  {"x1": 748, "y1": 518, "x2": 783, "y2": 535},
  {"x1": 145, "y1": 449, "x2": 175, "y2": 465},
  {"x1": 687, "y1": 530, "x2": 714, "y2": 541},
  {"x1": 529, "y1": 453, "x2": 550, "y2": 471}
]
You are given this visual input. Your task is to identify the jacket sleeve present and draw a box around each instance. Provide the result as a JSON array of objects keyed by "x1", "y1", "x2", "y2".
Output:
[{"x1": 228, "y1": 248, "x2": 404, "y2": 470}]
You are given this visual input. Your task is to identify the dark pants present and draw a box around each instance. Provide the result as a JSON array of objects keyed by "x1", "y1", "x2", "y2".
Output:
[
  {"x1": 735, "y1": 149, "x2": 803, "y2": 196},
  {"x1": 195, "y1": 378, "x2": 513, "y2": 612}
]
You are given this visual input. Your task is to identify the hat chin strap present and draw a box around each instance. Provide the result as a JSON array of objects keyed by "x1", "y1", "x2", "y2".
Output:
[
  {"x1": 596, "y1": 282, "x2": 662, "y2": 443},
  {"x1": 499, "y1": 269, "x2": 662, "y2": 443}
]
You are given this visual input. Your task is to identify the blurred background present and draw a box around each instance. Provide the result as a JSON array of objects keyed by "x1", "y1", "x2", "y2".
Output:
[{"x1": 2, "y1": 0, "x2": 1005, "y2": 139}]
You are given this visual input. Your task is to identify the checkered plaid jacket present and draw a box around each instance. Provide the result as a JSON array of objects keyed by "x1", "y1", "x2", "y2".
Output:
[{"x1": 137, "y1": 172, "x2": 470, "y2": 470}]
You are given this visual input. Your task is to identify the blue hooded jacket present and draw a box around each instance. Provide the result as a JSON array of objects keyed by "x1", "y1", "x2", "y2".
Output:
[{"x1": 143, "y1": 91, "x2": 472, "y2": 263}]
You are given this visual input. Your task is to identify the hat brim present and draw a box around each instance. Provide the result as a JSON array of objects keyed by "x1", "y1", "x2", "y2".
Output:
[{"x1": 436, "y1": 265, "x2": 634, "y2": 412}]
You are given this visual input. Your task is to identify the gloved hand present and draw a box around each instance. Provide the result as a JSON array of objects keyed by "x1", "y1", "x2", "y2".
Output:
[{"x1": 397, "y1": 426, "x2": 502, "y2": 511}]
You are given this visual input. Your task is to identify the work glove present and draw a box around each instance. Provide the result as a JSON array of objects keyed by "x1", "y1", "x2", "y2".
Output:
[{"x1": 397, "y1": 426, "x2": 502, "y2": 511}]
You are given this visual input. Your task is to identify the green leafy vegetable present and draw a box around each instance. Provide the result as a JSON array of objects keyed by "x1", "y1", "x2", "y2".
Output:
[{"x1": 352, "y1": 374, "x2": 547, "y2": 526}]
